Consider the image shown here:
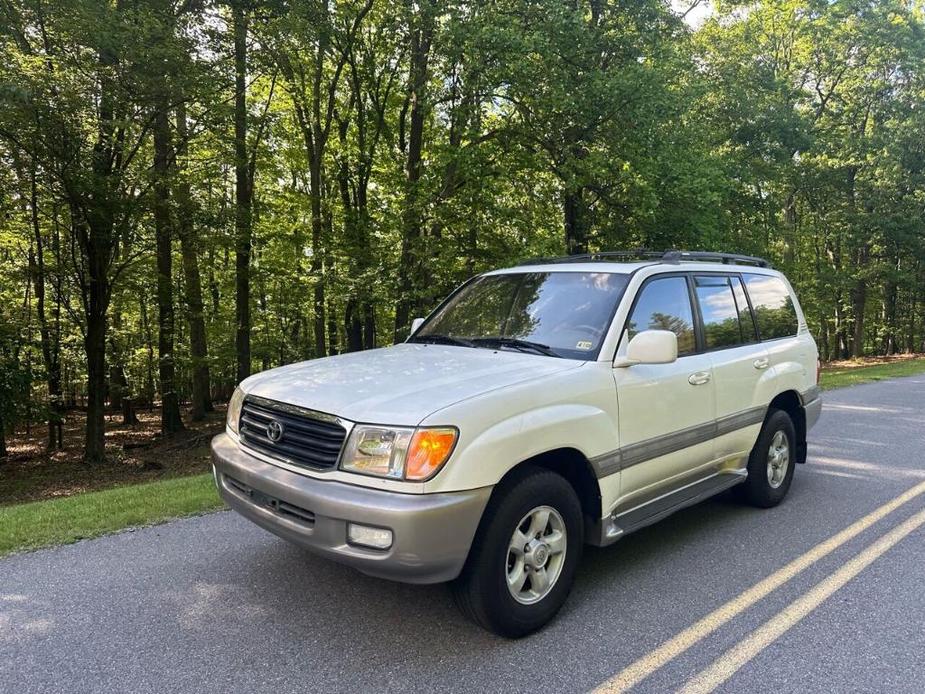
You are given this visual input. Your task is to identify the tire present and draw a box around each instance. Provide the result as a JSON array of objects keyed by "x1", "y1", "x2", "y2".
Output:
[
  {"x1": 740, "y1": 408, "x2": 796, "y2": 508},
  {"x1": 451, "y1": 467, "x2": 583, "y2": 638}
]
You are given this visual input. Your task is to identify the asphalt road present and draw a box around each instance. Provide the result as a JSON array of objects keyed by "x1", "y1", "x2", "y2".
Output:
[{"x1": 3, "y1": 375, "x2": 925, "y2": 694}]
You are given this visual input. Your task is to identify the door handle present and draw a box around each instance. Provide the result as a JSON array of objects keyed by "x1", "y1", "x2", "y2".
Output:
[
  {"x1": 753, "y1": 357, "x2": 770, "y2": 370},
  {"x1": 688, "y1": 371, "x2": 711, "y2": 386}
]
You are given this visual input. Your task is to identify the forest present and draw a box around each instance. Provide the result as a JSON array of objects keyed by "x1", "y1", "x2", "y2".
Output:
[{"x1": 1, "y1": 0, "x2": 924, "y2": 464}]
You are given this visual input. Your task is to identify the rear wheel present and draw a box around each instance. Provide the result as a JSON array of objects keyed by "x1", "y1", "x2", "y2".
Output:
[
  {"x1": 740, "y1": 408, "x2": 796, "y2": 508},
  {"x1": 451, "y1": 468, "x2": 583, "y2": 638}
]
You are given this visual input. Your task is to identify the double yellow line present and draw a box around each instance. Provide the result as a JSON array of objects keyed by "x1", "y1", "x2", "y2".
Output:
[{"x1": 594, "y1": 479, "x2": 925, "y2": 694}]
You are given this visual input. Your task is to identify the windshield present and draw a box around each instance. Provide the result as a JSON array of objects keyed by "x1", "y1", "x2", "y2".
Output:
[{"x1": 411, "y1": 271, "x2": 629, "y2": 360}]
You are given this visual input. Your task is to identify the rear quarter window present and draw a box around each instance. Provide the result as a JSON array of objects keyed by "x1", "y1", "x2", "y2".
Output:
[{"x1": 743, "y1": 274, "x2": 799, "y2": 340}]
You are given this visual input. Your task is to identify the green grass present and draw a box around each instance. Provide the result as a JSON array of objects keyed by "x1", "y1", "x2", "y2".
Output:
[
  {"x1": 820, "y1": 356, "x2": 925, "y2": 391},
  {"x1": 0, "y1": 473, "x2": 225, "y2": 557}
]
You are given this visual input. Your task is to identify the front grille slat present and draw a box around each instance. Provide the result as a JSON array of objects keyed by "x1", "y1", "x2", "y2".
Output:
[
  {"x1": 239, "y1": 431, "x2": 339, "y2": 466},
  {"x1": 242, "y1": 402, "x2": 347, "y2": 441},
  {"x1": 239, "y1": 397, "x2": 347, "y2": 471}
]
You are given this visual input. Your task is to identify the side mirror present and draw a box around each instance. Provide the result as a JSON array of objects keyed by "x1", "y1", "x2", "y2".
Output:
[
  {"x1": 410, "y1": 317, "x2": 425, "y2": 335},
  {"x1": 615, "y1": 330, "x2": 678, "y2": 367}
]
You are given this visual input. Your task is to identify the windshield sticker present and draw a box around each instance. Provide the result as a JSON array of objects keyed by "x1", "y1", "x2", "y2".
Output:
[{"x1": 576, "y1": 340, "x2": 593, "y2": 350}]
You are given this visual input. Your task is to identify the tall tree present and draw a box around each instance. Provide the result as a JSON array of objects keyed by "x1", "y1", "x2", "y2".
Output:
[
  {"x1": 24, "y1": 161, "x2": 63, "y2": 448},
  {"x1": 233, "y1": 0, "x2": 254, "y2": 383},
  {"x1": 148, "y1": 0, "x2": 185, "y2": 433},
  {"x1": 393, "y1": 0, "x2": 436, "y2": 341},
  {"x1": 175, "y1": 101, "x2": 212, "y2": 419},
  {"x1": 153, "y1": 93, "x2": 185, "y2": 433}
]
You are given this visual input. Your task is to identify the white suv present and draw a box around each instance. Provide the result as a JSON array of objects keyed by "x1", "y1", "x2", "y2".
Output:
[{"x1": 212, "y1": 251, "x2": 821, "y2": 637}]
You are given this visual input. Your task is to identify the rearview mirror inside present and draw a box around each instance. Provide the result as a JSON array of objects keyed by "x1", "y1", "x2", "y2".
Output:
[{"x1": 410, "y1": 317, "x2": 425, "y2": 335}]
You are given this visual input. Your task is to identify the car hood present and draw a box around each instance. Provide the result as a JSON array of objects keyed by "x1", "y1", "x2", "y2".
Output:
[{"x1": 240, "y1": 343, "x2": 584, "y2": 425}]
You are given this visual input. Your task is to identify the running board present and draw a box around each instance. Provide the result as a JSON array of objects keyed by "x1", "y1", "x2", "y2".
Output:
[{"x1": 591, "y1": 471, "x2": 747, "y2": 546}]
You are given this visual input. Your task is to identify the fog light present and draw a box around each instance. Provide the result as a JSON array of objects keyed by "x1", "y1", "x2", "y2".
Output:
[{"x1": 347, "y1": 523, "x2": 393, "y2": 550}]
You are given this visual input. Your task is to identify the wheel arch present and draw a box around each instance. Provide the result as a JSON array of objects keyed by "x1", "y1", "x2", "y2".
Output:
[
  {"x1": 768, "y1": 389, "x2": 807, "y2": 463},
  {"x1": 493, "y1": 447, "x2": 602, "y2": 541}
]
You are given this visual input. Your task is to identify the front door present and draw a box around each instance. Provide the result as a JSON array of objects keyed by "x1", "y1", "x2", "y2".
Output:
[{"x1": 613, "y1": 274, "x2": 716, "y2": 518}]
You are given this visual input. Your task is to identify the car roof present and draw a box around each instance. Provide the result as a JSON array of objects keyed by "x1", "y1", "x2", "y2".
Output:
[{"x1": 486, "y1": 261, "x2": 781, "y2": 276}]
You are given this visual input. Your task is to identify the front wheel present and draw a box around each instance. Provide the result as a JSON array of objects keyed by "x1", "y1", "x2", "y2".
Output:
[
  {"x1": 740, "y1": 408, "x2": 796, "y2": 508},
  {"x1": 451, "y1": 468, "x2": 583, "y2": 638}
]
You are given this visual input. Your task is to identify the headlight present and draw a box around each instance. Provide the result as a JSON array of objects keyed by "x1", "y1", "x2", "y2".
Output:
[
  {"x1": 227, "y1": 387, "x2": 244, "y2": 434},
  {"x1": 340, "y1": 425, "x2": 457, "y2": 481}
]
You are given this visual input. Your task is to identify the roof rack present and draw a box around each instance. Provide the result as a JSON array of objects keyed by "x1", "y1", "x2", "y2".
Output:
[
  {"x1": 518, "y1": 249, "x2": 772, "y2": 269},
  {"x1": 518, "y1": 249, "x2": 665, "y2": 265},
  {"x1": 662, "y1": 250, "x2": 772, "y2": 268}
]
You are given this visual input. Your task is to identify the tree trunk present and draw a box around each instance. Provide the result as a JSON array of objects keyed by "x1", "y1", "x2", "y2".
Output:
[
  {"x1": 28, "y1": 169, "x2": 63, "y2": 449},
  {"x1": 850, "y1": 245, "x2": 869, "y2": 359},
  {"x1": 84, "y1": 270, "x2": 108, "y2": 463},
  {"x1": 336, "y1": 120, "x2": 363, "y2": 353},
  {"x1": 309, "y1": 150, "x2": 327, "y2": 357},
  {"x1": 153, "y1": 96, "x2": 184, "y2": 434},
  {"x1": 140, "y1": 294, "x2": 155, "y2": 405},
  {"x1": 122, "y1": 396, "x2": 139, "y2": 425},
  {"x1": 563, "y1": 186, "x2": 590, "y2": 255},
  {"x1": 0, "y1": 408, "x2": 6, "y2": 460},
  {"x1": 81, "y1": 42, "x2": 123, "y2": 463},
  {"x1": 882, "y1": 283, "x2": 897, "y2": 355},
  {"x1": 908, "y1": 267, "x2": 919, "y2": 354},
  {"x1": 176, "y1": 102, "x2": 212, "y2": 420},
  {"x1": 233, "y1": 0, "x2": 253, "y2": 382},
  {"x1": 394, "y1": 9, "x2": 434, "y2": 342},
  {"x1": 108, "y1": 358, "x2": 127, "y2": 409},
  {"x1": 345, "y1": 298, "x2": 362, "y2": 352},
  {"x1": 363, "y1": 303, "x2": 376, "y2": 350}
]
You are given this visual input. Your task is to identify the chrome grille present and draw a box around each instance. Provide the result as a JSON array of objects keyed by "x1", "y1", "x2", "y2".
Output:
[{"x1": 239, "y1": 396, "x2": 347, "y2": 471}]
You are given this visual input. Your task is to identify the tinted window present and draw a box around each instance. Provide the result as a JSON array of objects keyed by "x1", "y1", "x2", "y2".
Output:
[
  {"x1": 730, "y1": 276, "x2": 758, "y2": 342},
  {"x1": 627, "y1": 277, "x2": 696, "y2": 355},
  {"x1": 416, "y1": 272, "x2": 629, "y2": 360},
  {"x1": 694, "y1": 276, "x2": 742, "y2": 349},
  {"x1": 743, "y1": 274, "x2": 799, "y2": 339}
]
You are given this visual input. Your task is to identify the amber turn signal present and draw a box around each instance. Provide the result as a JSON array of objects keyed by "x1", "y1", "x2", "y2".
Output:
[{"x1": 405, "y1": 428, "x2": 458, "y2": 480}]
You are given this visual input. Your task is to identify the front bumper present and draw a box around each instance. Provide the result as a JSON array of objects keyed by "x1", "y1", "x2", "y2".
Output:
[{"x1": 211, "y1": 433, "x2": 491, "y2": 584}]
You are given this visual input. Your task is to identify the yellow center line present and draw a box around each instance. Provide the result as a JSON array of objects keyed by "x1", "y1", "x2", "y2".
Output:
[
  {"x1": 679, "y1": 506, "x2": 925, "y2": 694},
  {"x1": 592, "y1": 479, "x2": 925, "y2": 694}
]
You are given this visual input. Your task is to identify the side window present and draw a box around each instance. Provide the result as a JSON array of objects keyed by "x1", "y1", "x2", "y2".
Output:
[
  {"x1": 731, "y1": 276, "x2": 758, "y2": 343},
  {"x1": 694, "y1": 276, "x2": 742, "y2": 349},
  {"x1": 743, "y1": 274, "x2": 799, "y2": 340},
  {"x1": 627, "y1": 277, "x2": 696, "y2": 355}
]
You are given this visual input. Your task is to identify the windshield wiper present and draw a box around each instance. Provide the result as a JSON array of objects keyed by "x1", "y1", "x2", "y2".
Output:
[
  {"x1": 410, "y1": 333, "x2": 476, "y2": 348},
  {"x1": 472, "y1": 337, "x2": 562, "y2": 358}
]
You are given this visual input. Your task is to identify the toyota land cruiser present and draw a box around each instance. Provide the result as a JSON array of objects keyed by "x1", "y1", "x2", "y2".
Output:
[{"x1": 211, "y1": 250, "x2": 822, "y2": 637}]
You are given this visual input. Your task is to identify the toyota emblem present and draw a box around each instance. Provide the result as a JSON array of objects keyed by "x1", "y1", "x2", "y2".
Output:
[{"x1": 266, "y1": 419, "x2": 285, "y2": 443}]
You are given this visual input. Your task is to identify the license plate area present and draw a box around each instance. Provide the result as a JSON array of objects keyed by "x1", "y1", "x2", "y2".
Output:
[{"x1": 224, "y1": 475, "x2": 316, "y2": 527}]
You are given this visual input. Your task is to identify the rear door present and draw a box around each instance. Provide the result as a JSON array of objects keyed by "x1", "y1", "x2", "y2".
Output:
[
  {"x1": 613, "y1": 274, "x2": 717, "y2": 515},
  {"x1": 691, "y1": 274, "x2": 769, "y2": 469}
]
